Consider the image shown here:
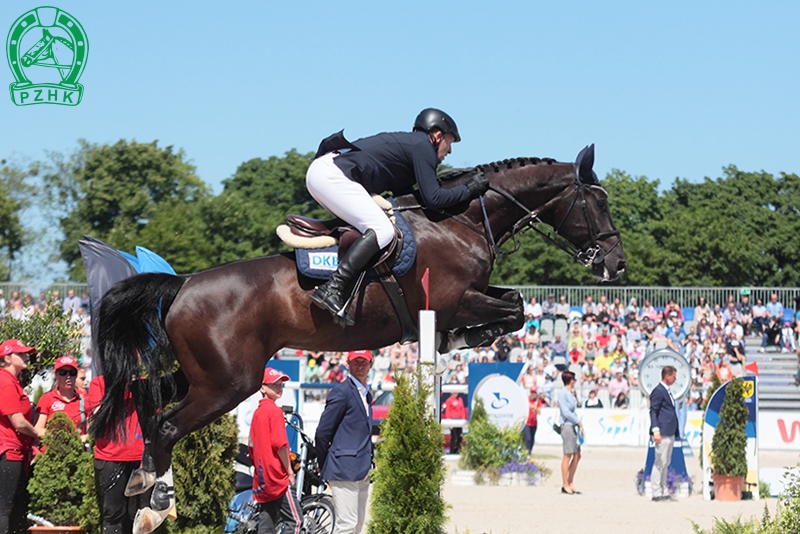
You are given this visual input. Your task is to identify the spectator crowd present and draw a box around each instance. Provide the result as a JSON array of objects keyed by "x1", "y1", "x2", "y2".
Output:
[
  {"x1": 4, "y1": 287, "x2": 799, "y2": 413},
  {"x1": 291, "y1": 291, "x2": 800, "y2": 412}
]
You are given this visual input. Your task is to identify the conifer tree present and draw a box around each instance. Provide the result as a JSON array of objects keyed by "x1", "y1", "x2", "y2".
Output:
[
  {"x1": 710, "y1": 377, "x2": 749, "y2": 477},
  {"x1": 369, "y1": 370, "x2": 447, "y2": 534},
  {"x1": 27, "y1": 411, "x2": 99, "y2": 533},
  {"x1": 167, "y1": 413, "x2": 238, "y2": 534}
]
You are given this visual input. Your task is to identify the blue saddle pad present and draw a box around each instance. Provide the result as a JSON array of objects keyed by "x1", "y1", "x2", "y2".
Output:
[{"x1": 295, "y1": 199, "x2": 416, "y2": 281}]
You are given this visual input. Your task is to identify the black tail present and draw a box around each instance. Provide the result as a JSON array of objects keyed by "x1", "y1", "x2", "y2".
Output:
[{"x1": 90, "y1": 272, "x2": 186, "y2": 443}]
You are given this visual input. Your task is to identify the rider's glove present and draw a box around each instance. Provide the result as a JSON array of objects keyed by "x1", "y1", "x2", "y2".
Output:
[{"x1": 466, "y1": 174, "x2": 490, "y2": 197}]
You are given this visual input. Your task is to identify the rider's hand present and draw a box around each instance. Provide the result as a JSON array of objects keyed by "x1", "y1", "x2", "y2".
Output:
[{"x1": 466, "y1": 174, "x2": 490, "y2": 197}]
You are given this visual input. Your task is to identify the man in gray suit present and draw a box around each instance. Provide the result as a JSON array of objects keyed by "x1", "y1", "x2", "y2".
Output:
[
  {"x1": 315, "y1": 351, "x2": 374, "y2": 534},
  {"x1": 649, "y1": 365, "x2": 679, "y2": 501}
]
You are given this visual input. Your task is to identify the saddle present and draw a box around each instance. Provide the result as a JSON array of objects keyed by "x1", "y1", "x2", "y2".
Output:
[
  {"x1": 276, "y1": 195, "x2": 408, "y2": 275},
  {"x1": 276, "y1": 197, "x2": 419, "y2": 342}
]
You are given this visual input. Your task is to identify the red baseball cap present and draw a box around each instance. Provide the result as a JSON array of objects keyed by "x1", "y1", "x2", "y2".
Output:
[
  {"x1": 0, "y1": 339, "x2": 36, "y2": 356},
  {"x1": 55, "y1": 355, "x2": 78, "y2": 371},
  {"x1": 347, "y1": 350, "x2": 373, "y2": 362},
  {"x1": 262, "y1": 367, "x2": 289, "y2": 385}
]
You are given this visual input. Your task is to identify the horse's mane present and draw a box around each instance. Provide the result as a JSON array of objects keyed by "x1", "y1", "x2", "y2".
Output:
[{"x1": 438, "y1": 157, "x2": 559, "y2": 184}]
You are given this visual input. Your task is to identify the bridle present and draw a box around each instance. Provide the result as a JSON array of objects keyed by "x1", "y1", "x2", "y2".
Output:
[
  {"x1": 475, "y1": 170, "x2": 621, "y2": 268},
  {"x1": 397, "y1": 166, "x2": 621, "y2": 268}
]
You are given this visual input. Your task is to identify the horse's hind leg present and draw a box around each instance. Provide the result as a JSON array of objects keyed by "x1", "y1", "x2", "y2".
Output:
[{"x1": 131, "y1": 384, "x2": 254, "y2": 534}]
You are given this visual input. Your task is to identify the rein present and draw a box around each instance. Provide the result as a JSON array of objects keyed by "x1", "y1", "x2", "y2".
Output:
[{"x1": 396, "y1": 170, "x2": 621, "y2": 268}]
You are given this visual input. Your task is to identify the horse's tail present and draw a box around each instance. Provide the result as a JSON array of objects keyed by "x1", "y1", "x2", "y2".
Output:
[{"x1": 90, "y1": 272, "x2": 186, "y2": 443}]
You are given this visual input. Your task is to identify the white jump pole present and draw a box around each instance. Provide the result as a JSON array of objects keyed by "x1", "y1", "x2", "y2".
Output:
[{"x1": 418, "y1": 309, "x2": 439, "y2": 420}]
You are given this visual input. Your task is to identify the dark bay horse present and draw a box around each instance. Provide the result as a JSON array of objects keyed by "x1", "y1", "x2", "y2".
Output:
[{"x1": 91, "y1": 144, "x2": 626, "y2": 534}]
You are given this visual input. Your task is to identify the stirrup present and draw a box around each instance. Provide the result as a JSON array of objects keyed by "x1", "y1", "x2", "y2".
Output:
[{"x1": 333, "y1": 270, "x2": 367, "y2": 327}]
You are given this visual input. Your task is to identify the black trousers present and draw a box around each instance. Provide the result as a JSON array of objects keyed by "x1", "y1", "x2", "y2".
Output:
[
  {"x1": 0, "y1": 454, "x2": 25, "y2": 534},
  {"x1": 256, "y1": 496, "x2": 283, "y2": 534},
  {"x1": 524, "y1": 424, "x2": 538, "y2": 454},
  {"x1": 95, "y1": 460, "x2": 153, "y2": 534},
  {"x1": 450, "y1": 427, "x2": 463, "y2": 454},
  {"x1": 279, "y1": 487, "x2": 302, "y2": 534}
]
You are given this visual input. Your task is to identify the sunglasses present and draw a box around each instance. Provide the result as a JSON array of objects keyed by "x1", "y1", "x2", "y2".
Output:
[{"x1": 57, "y1": 369, "x2": 78, "y2": 377}]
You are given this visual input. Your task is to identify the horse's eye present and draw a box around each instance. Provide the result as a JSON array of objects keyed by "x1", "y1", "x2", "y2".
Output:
[{"x1": 597, "y1": 199, "x2": 608, "y2": 210}]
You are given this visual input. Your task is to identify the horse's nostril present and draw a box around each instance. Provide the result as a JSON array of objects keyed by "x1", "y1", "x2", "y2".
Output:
[{"x1": 617, "y1": 260, "x2": 627, "y2": 273}]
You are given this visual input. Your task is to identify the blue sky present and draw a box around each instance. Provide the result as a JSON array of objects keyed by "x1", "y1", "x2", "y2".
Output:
[{"x1": 1, "y1": 1, "x2": 799, "y2": 280}]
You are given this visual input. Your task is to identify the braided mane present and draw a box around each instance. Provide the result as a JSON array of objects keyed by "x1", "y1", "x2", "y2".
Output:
[{"x1": 438, "y1": 157, "x2": 558, "y2": 182}]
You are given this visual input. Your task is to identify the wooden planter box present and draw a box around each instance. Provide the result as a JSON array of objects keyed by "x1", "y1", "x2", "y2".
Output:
[{"x1": 29, "y1": 527, "x2": 83, "y2": 534}]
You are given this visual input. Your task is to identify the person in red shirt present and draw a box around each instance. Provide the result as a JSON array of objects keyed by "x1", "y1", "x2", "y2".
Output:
[
  {"x1": 441, "y1": 392, "x2": 467, "y2": 454},
  {"x1": 35, "y1": 355, "x2": 86, "y2": 438},
  {"x1": 524, "y1": 386, "x2": 542, "y2": 455},
  {"x1": 86, "y1": 375, "x2": 151, "y2": 534},
  {"x1": 0, "y1": 339, "x2": 41, "y2": 534},
  {"x1": 249, "y1": 368, "x2": 300, "y2": 534}
]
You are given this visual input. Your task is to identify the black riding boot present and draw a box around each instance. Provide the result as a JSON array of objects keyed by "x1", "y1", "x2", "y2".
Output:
[{"x1": 310, "y1": 229, "x2": 382, "y2": 326}]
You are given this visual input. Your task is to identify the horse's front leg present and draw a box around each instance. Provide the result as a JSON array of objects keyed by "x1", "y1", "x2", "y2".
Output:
[
  {"x1": 132, "y1": 466, "x2": 176, "y2": 534},
  {"x1": 437, "y1": 286, "x2": 524, "y2": 352}
]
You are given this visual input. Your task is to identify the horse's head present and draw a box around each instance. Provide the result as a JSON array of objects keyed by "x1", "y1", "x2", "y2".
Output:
[
  {"x1": 542, "y1": 144, "x2": 626, "y2": 280},
  {"x1": 471, "y1": 145, "x2": 626, "y2": 281}
]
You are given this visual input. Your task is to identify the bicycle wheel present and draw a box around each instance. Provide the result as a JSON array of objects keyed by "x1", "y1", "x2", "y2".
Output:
[{"x1": 300, "y1": 495, "x2": 335, "y2": 534}]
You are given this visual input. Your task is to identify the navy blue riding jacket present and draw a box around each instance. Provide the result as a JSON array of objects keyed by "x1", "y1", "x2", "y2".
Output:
[{"x1": 331, "y1": 131, "x2": 471, "y2": 209}]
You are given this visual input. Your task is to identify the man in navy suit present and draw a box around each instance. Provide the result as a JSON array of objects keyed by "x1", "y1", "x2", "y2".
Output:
[
  {"x1": 315, "y1": 350, "x2": 374, "y2": 534},
  {"x1": 649, "y1": 365, "x2": 679, "y2": 501}
]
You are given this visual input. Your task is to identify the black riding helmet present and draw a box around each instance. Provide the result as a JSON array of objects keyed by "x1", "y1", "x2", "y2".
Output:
[{"x1": 413, "y1": 108, "x2": 461, "y2": 143}]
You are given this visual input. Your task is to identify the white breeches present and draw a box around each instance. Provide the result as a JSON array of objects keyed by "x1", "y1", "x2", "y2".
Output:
[{"x1": 306, "y1": 152, "x2": 395, "y2": 249}]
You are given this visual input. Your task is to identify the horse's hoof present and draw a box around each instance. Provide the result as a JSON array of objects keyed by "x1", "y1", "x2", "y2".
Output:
[
  {"x1": 133, "y1": 507, "x2": 164, "y2": 534},
  {"x1": 124, "y1": 468, "x2": 157, "y2": 497}
]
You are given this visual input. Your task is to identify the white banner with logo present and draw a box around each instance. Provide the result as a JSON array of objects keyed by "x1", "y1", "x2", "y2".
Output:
[
  {"x1": 532, "y1": 408, "x2": 798, "y2": 451},
  {"x1": 759, "y1": 411, "x2": 800, "y2": 450}
]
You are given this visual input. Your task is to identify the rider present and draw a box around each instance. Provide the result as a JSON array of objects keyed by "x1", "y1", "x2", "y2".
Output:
[{"x1": 306, "y1": 108, "x2": 490, "y2": 325}]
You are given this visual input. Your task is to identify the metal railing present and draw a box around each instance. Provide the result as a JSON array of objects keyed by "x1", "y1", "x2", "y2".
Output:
[
  {"x1": 0, "y1": 283, "x2": 796, "y2": 312},
  {"x1": 504, "y1": 285, "x2": 800, "y2": 311},
  {"x1": 0, "y1": 282, "x2": 88, "y2": 299}
]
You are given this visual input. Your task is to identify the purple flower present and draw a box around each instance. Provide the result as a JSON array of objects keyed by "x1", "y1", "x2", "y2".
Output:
[{"x1": 635, "y1": 468, "x2": 694, "y2": 496}]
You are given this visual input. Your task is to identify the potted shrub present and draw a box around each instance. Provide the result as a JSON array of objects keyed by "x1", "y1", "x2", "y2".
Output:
[
  {"x1": 710, "y1": 377, "x2": 748, "y2": 501},
  {"x1": 369, "y1": 369, "x2": 448, "y2": 534},
  {"x1": 27, "y1": 412, "x2": 99, "y2": 534}
]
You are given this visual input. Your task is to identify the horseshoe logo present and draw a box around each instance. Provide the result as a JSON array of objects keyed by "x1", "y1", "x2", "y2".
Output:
[{"x1": 6, "y1": 6, "x2": 89, "y2": 106}]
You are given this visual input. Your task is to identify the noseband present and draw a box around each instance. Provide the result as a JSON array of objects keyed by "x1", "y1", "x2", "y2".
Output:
[{"x1": 480, "y1": 174, "x2": 621, "y2": 267}]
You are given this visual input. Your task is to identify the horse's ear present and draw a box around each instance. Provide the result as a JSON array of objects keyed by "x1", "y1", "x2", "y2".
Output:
[{"x1": 574, "y1": 144, "x2": 598, "y2": 184}]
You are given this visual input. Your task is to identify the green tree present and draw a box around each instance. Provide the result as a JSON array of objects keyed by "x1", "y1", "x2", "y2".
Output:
[
  {"x1": 602, "y1": 169, "x2": 672, "y2": 285},
  {"x1": 0, "y1": 158, "x2": 39, "y2": 280},
  {"x1": 0, "y1": 298, "x2": 82, "y2": 375},
  {"x1": 168, "y1": 413, "x2": 238, "y2": 534},
  {"x1": 27, "y1": 412, "x2": 99, "y2": 533},
  {"x1": 44, "y1": 140, "x2": 209, "y2": 279},
  {"x1": 202, "y1": 150, "x2": 326, "y2": 264},
  {"x1": 458, "y1": 397, "x2": 525, "y2": 483},
  {"x1": 369, "y1": 370, "x2": 448, "y2": 534},
  {"x1": 710, "y1": 378, "x2": 749, "y2": 477}
]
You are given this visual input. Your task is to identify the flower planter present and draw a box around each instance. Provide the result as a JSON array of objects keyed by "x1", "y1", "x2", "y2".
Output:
[
  {"x1": 677, "y1": 482, "x2": 690, "y2": 498},
  {"x1": 713, "y1": 474, "x2": 743, "y2": 501},
  {"x1": 450, "y1": 469, "x2": 477, "y2": 486},
  {"x1": 498, "y1": 473, "x2": 532, "y2": 486},
  {"x1": 29, "y1": 527, "x2": 83, "y2": 534}
]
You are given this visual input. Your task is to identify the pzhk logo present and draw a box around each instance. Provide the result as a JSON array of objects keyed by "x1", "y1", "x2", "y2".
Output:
[{"x1": 6, "y1": 6, "x2": 88, "y2": 106}]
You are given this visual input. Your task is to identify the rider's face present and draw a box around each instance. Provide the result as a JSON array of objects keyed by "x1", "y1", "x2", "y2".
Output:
[{"x1": 434, "y1": 132, "x2": 455, "y2": 164}]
